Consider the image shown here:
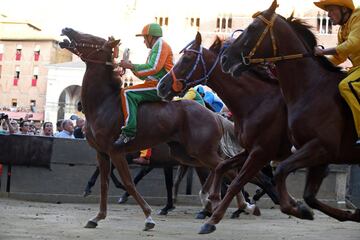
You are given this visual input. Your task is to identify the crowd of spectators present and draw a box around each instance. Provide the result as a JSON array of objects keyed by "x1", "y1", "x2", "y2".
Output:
[{"x1": 0, "y1": 113, "x2": 86, "y2": 139}]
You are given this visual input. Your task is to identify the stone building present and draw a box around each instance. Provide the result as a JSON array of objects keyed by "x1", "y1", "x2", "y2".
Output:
[{"x1": 0, "y1": 14, "x2": 72, "y2": 121}]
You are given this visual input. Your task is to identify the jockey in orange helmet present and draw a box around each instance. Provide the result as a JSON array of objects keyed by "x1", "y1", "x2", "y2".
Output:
[
  {"x1": 314, "y1": 0, "x2": 360, "y2": 146},
  {"x1": 114, "y1": 23, "x2": 174, "y2": 148}
]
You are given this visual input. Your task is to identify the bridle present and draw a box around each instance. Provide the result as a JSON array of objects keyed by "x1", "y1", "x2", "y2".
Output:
[
  {"x1": 241, "y1": 12, "x2": 312, "y2": 65},
  {"x1": 170, "y1": 41, "x2": 220, "y2": 92},
  {"x1": 68, "y1": 40, "x2": 117, "y2": 66}
]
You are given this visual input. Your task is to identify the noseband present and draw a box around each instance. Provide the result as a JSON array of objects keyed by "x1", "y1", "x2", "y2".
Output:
[
  {"x1": 241, "y1": 13, "x2": 311, "y2": 65},
  {"x1": 170, "y1": 44, "x2": 220, "y2": 92},
  {"x1": 68, "y1": 40, "x2": 115, "y2": 66}
]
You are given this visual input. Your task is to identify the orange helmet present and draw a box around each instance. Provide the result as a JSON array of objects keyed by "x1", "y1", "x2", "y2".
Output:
[{"x1": 314, "y1": 0, "x2": 355, "y2": 11}]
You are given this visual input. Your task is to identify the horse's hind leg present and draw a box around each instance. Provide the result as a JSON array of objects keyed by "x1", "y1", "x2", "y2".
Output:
[
  {"x1": 158, "y1": 166, "x2": 175, "y2": 215},
  {"x1": 110, "y1": 152, "x2": 155, "y2": 231},
  {"x1": 85, "y1": 152, "x2": 110, "y2": 228},
  {"x1": 304, "y1": 165, "x2": 360, "y2": 222},
  {"x1": 274, "y1": 139, "x2": 330, "y2": 219},
  {"x1": 173, "y1": 165, "x2": 189, "y2": 203},
  {"x1": 83, "y1": 166, "x2": 100, "y2": 197},
  {"x1": 118, "y1": 166, "x2": 153, "y2": 204},
  {"x1": 208, "y1": 152, "x2": 247, "y2": 209}
]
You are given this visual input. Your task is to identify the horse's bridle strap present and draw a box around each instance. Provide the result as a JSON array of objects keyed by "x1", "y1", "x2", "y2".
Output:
[
  {"x1": 244, "y1": 13, "x2": 311, "y2": 64},
  {"x1": 249, "y1": 53, "x2": 311, "y2": 63}
]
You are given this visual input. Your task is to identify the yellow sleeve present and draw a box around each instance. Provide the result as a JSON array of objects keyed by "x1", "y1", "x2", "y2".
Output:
[
  {"x1": 336, "y1": 15, "x2": 360, "y2": 62},
  {"x1": 182, "y1": 89, "x2": 196, "y2": 100}
]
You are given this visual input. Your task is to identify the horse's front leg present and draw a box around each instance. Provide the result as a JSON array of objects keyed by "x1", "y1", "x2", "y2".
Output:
[
  {"x1": 85, "y1": 152, "x2": 110, "y2": 228},
  {"x1": 111, "y1": 151, "x2": 155, "y2": 231}
]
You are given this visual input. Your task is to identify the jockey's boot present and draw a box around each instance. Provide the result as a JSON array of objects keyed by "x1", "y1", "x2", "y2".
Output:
[
  {"x1": 133, "y1": 157, "x2": 150, "y2": 165},
  {"x1": 114, "y1": 132, "x2": 134, "y2": 147}
]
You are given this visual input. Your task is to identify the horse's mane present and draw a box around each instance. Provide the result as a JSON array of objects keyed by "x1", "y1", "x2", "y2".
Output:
[
  {"x1": 285, "y1": 16, "x2": 343, "y2": 73},
  {"x1": 209, "y1": 37, "x2": 278, "y2": 84}
]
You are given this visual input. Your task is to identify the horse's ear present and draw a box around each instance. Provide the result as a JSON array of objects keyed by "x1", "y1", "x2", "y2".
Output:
[
  {"x1": 287, "y1": 10, "x2": 295, "y2": 21},
  {"x1": 108, "y1": 36, "x2": 115, "y2": 41},
  {"x1": 107, "y1": 39, "x2": 121, "y2": 48},
  {"x1": 195, "y1": 32, "x2": 202, "y2": 45},
  {"x1": 269, "y1": 0, "x2": 279, "y2": 12},
  {"x1": 209, "y1": 36, "x2": 222, "y2": 53}
]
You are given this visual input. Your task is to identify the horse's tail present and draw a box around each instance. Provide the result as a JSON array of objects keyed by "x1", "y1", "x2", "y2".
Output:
[{"x1": 215, "y1": 114, "x2": 243, "y2": 158}]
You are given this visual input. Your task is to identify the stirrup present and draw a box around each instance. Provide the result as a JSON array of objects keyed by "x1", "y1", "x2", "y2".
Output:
[{"x1": 114, "y1": 133, "x2": 134, "y2": 146}]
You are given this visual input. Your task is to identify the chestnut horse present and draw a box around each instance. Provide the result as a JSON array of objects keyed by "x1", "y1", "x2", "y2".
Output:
[
  {"x1": 221, "y1": 0, "x2": 360, "y2": 227},
  {"x1": 59, "y1": 28, "x2": 254, "y2": 231},
  {"x1": 157, "y1": 32, "x2": 291, "y2": 234}
]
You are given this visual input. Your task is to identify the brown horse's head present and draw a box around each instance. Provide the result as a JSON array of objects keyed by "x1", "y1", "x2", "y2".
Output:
[
  {"x1": 59, "y1": 28, "x2": 120, "y2": 66},
  {"x1": 157, "y1": 32, "x2": 221, "y2": 100},
  {"x1": 221, "y1": 0, "x2": 279, "y2": 76}
]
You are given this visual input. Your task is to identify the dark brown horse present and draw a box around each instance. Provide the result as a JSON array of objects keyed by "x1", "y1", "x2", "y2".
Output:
[
  {"x1": 221, "y1": 0, "x2": 360, "y2": 226},
  {"x1": 59, "y1": 28, "x2": 253, "y2": 231},
  {"x1": 157, "y1": 32, "x2": 291, "y2": 234}
]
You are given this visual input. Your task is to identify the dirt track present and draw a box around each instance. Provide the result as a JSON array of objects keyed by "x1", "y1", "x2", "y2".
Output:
[{"x1": 0, "y1": 198, "x2": 359, "y2": 240}]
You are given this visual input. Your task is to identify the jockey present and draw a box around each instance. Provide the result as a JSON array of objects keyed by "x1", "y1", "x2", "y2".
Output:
[
  {"x1": 114, "y1": 23, "x2": 174, "y2": 147},
  {"x1": 313, "y1": 0, "x2": 360, "y2": 146},
  {"x1": 173, "y1": 87, "x2": 206, "y2": 106},
  {"x1": 194, "y1": 85, "x2": 224, "y2": 112}
]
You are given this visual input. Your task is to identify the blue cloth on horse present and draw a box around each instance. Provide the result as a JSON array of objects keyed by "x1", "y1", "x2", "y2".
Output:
[
  {"x1": 203, "y1": 91, "x2": 224, "y2": 112},
  {"x1": 196, "y1": 85, "x2": 224, "y2": 112}
]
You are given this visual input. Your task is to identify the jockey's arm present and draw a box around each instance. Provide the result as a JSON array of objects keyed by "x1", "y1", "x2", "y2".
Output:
[{"x1": 132, "y1": 41, "x2": 170, "y2": 78}]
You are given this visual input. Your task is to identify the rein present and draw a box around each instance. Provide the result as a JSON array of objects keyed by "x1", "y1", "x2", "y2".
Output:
[
  {"x1": 69, "y1": 40, "x2": 114, "y2": 66},
  {"x1": 170, "y1": 44, "x2": 220, "y2": 92},
  {"x1": 242, "y1": 13, "x2": 312, "y2": 65}
]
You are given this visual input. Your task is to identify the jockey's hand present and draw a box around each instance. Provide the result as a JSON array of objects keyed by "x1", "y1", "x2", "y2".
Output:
[
  {"x1": 313, "y1": 46, "x2": 324, "y2": 56},
  {"x1": 119, "y1": 60, "x2": 134, "y2": 70}
]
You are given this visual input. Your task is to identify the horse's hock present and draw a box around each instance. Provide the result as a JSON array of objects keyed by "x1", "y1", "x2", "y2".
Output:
[{"x1": 0, "y1": 134, "x2": 358, "y2": 208}]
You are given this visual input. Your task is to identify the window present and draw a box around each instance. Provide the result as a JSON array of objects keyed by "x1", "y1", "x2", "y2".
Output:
[
  {"x1": 317, "y1": 12, "x2": 332, "y2": 34},
  {"x1": 188, "y1": 17, "x2": 200, "y2": 29},
  {"x1": 15, "y1": 44, "x2": 22, "y2": 61},
  {"x1": 32, "y1": 66, "x2": 39, "y2": 86},
  {"x1": 0, "y1": 44, "x2": 4, "y2": 61},
  {"x1": 14, "y1": 66, "x2": 20, "y2": 86},
  {"x1": 34, "y1": 45, "x2": 40, "y2": 61},
  {"x1": 155, "y1": 16, "x2": 169, "y2": 26},
  {"x1": 30, "y1": 100, "x2": 36, "y2": 112},
  {"x1": 12, "y1": 99, "x2": 17, "y2": 107},
  {"x1": 216, "y1": 15, "x2": 232, "y2": 32}
]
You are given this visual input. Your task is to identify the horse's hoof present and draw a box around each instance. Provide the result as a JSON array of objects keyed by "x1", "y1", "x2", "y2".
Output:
[
  {"x1": 118, "y1": 196, "x2": 128, "y2": 204},
  {"x1": 298, "y1": 202, "x2": 314, "y2": 220},
  {"x1": 84, "y1": 220, "x2": 98, "y2": 228},
  {"x1": 198, "y1": 223, "x2": 216, "y2": 234},
  {"x1": 157, "y1": 206, "x2": 175, "y2": 215},
  {"x1": 230, "y1": 209, "x2": 245, "y2": 219},
  {"x1": 83, "y1": 189, "x2": 91, "y2": 197},
  {"x1": 195, "y1": 210, "x2": 212, "y2": 219},
  {"x1": 143, "y1": 222, "x2": 155, "y2": 231},
  {"x1": 252, "y1": 206, "x2": 261, "y2": 216}
]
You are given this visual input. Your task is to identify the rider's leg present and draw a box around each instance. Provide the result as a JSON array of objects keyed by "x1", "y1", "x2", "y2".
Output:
[{"x1": 338, "y1": 68, "x2": 360, "y2": 145}]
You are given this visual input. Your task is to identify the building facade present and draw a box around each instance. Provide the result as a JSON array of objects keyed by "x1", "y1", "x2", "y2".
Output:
[{"x1": 0, "y1": 15, "x2": 72, "y2": 121}]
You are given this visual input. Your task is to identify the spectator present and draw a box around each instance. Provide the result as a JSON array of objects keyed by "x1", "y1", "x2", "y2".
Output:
[
  {"x1": 0, "y1": 113, "x2": 15, "y2": 134},
  {"x1": 41, "y1": 122, "x2": 54, "y2": 137},
  {"x1": 55, "y1": 119, "x2": 75, "y2": 139},
  {"x1": 54, "y1": 119, "x2": 64, "y2": 137},
  {"x1": 74, "y1": 117, "x2": 85, "y2": 139},
  {"x1": 19, "y1": 120, "x2": 31, "y2": 135}
]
